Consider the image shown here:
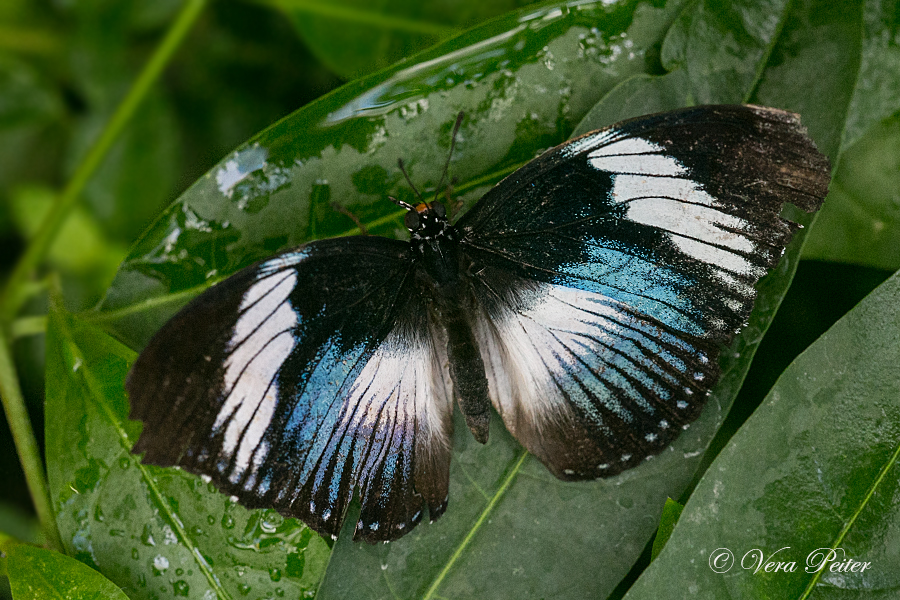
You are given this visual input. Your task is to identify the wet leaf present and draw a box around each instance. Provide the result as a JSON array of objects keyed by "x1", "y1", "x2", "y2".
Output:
[
  {"x1": 6, "y1": 543, "x2": 130, "y2": 600},
  {"x1": 623, "y1": 270, "x2": 900, "y2": 599},
  {"x1": 45, "y1": 307, "x2": 331, "y2": 599}
]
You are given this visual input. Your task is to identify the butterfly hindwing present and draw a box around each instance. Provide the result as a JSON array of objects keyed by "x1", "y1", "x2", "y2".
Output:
[
  {"x1": 127, "y1": 237, "x2": 454, "y2": 542},
  {"x1": 458, "y1": 105, "x2": 830, "y2": 477}
]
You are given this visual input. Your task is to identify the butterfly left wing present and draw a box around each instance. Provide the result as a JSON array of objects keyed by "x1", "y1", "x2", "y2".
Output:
[
  {"x1": 127, "y1": 237, "x2": 454, "y2": 542},
  {"x1": 456, "y1": 105, "x2": 830, "y2": 478}
]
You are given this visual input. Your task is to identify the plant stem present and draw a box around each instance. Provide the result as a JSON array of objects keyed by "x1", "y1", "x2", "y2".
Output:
[
  {"x1": 0, "y1": 0, "x2": 209, "y2": 323},
  {"x1": 0, "y1": 330, "x2": 63, "y2": 552}
]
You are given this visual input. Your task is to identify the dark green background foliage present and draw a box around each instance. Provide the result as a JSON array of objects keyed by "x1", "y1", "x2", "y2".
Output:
[{"x1": 1, "y1": 0, "x2": 898, "y2": 598}]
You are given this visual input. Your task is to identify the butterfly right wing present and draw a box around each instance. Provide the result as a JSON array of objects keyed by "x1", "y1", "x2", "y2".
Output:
[{"x1": 127, "y1": 236, "x2": 454, "y2": 543}]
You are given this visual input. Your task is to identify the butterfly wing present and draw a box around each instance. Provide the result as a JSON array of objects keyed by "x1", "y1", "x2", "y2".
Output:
[
  {"x1": 456, "y1": 105, "x2": 830, "y2": 478},
  {"x1": 127, "y1": 237, "x2": 454, "y2": 543}
]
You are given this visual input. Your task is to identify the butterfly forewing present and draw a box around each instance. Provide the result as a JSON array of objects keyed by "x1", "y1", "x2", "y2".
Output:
[
  {"x1": 127, "y1": 237, "x2": 454, "y2": 542},
  {"x1": 457, "y1": 105, "x2": 830, "y2": 477}
]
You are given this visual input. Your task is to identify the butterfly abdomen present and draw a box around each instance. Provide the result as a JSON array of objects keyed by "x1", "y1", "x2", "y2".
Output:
[{"x1": 441, "y1": 301, "x2": 492, "y2": 444}]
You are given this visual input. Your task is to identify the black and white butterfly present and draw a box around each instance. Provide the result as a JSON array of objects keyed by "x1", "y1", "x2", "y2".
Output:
[{"x1": 127, "y1": 105, "x2": 830, "y2": 543}]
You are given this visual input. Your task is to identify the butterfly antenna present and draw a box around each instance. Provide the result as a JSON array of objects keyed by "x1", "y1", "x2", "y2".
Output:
[
  {"x1": 389, "y1": 195, "x2": 415, "y2": 211},
  {"x1": 434, "y1": 111, "x2": 464, "y2": 204},
  {"x1": 398, "y1": 158, "x2": 424, "y2": 203}
]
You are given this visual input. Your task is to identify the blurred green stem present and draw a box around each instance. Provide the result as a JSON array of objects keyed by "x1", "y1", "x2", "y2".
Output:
[
  {"x1": 0, "y1": 0, "x2": 208, "y2": 552},
  {"x1": 0, "y1": 0, "x2": 209, "y2": 322},
  {"x1": 0, "y1": 331, "x2": 62, "y2": 552}
]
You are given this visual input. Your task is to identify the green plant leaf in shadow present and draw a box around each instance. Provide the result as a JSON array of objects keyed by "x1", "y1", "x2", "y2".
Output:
[
  {"x1": 45, "y1": 307, "x2": 330, "y2": 599},
  {"x1": 6, "y1": 543, "x2": 130, "y2": 600},
  {"x1": 623, "y1": 269, "x2": 900, "y2": 599},
  {"x1": 803, "y1": 111, "x2": 900, "y2": 272},
  {"x1": 281, "y1": 0, "x2": 542, "y2": 80},
  {"x1": 788, "y1": 0, "x2": 900, "y2": 270}
]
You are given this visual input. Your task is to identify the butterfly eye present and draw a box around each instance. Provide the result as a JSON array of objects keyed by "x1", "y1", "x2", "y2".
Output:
[
  {"x1": 431, "y1": 202, "x2": 446, "y2": 218},
  {"x1": 404, "y1": 210, "x2": 420, "y2": 230}
]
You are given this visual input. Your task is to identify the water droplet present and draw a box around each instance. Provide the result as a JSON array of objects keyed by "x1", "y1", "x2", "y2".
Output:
[
  {"x1": 207, "y1": 515, "x2": 216, "y2": 525},
  {"x1": 175, "y1": 568, "x2": 184, "y2": 576},
  {"x1": 269, "y1": 568, "x2": 282, "y2": 582},
  {"x1": 119, "y1": 457, "x2": 130, "y2": 469},
  {"x1": 173, "y1": 580, "x2": 189, "y2": 597},
  {"x1": 238, "y1": 583, "x2": 251, "y2": 596},
  {"x1": 221, "y1": 514, "x2": 235, "y2": 530},
  {"x1": 94, "y1": 505, "x2": 104, "y2": 522},
  {"x1": 141, "y1": 524, "x2": 156, "y2": 546},
  {"x1": 131, "y1": 548, "x2": 139, "y2": 560},
  {"x1": 152, "y1": 554, "x2": 169, "y2": 575}
]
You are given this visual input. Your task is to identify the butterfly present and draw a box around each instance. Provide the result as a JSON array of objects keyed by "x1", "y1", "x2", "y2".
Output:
[{"x1": 127, "y1": 105, "x2": 830, "y2": 543}]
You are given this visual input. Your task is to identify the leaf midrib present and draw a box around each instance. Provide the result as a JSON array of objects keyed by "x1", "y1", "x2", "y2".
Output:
[
  {"x1": 421, "y1": 451, "x2": 530, "y2": 600},
  {"x1": 797, "y1": 440, "x2": 900, "y2": 599}
]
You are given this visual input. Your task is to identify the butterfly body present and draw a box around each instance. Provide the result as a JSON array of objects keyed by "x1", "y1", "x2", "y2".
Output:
[{"x1": 128, "y1": 105, "x2": 831, "y2": 542}]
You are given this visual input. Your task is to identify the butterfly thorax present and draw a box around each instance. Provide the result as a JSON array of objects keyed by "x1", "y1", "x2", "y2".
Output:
[{"x1": 406, "y1": 202, "x2": 462, "y2": 288}]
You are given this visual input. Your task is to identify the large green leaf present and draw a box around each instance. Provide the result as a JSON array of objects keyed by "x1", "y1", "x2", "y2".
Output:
[
  {"x1": 622, "y1": 270, "x2": 900, "y2": 599},
  {"x1": 59, "y1": 0, "x2": 897, "y2": 598},
  {"x1": 45, "y1": 307, "x2": 331, "y2": 599}
]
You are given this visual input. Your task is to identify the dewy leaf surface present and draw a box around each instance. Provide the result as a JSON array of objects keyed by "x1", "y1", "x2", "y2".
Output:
[
  {"x1": 622, "y1": 270, "x2": 900, "y2": 599},
  {"x1": 45, "y1": 308, "x2": 330, "y2": 600}
]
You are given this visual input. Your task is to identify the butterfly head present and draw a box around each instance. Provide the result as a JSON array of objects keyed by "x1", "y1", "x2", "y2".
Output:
[{"x1": 404, "y1": 201, "x2": 452, "y2": 242}]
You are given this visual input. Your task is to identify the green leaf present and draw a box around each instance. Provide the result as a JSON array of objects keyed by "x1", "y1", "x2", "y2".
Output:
[
  {"x1": 803, "y1": 112, "x2": 900, "y2": 271},
  {"x1": 623, "y1": 269, "x2": 900, "y2": 599},
  {"x1": 45, "y1": 307, "x2": 331, "y2": 599},
  {"x1": 6, "y1": 543, "x2": 130, "y2": 600},
  {"x1": 651, "y1": 498, "x2": 684, "y2": 562},
  {"x1": 282, "y1": 0, "x2": 541, "y2": 80}
]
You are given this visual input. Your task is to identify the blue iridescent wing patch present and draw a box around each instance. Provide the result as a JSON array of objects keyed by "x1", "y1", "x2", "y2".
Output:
[
  {"x1": 128, "y1": 237, "x2": 454, "y2": 542},
  {"x1": 457, "y1": 105, "x2": 830, "y2": 477}
]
